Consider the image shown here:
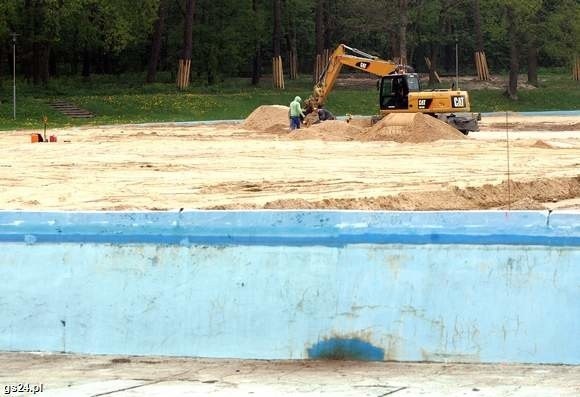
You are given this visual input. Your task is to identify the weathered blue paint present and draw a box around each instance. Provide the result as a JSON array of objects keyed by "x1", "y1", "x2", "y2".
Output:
[
  {"x1": 0, "y1": 210, "x2": 578, "y2": 247},
  {"x1": 307, "y1": 338, "x2": 385, "y2": 361},
  {"x1": 0, "y1": 211, "x2": 579, "y2": 364}
]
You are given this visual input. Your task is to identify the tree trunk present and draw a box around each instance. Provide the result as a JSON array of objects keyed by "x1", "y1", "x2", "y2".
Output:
[
  {"x1": 207, "y1": 46, "x2": 217, "y2": 85},
  {"x1": 315, "y1": 0, "x2": 324, "y2": 55},
  {"x1": 146, "y1": 0, "x2": 166, "y2": 83},
  {"x1": 251, "y1": 0, "x2": 261, "y2": 85},
  {"x1": 32, "y1": 42, "x2": 41, "y2": 85},
  {"x1": 49, "y1": 49, "x2": 57, "y2": 77},
  {"x1": 273, "y1": 0, "x2": 282, "y2": 57},
  {"x1": 428, "y1": 46, "x2": 439, "y2": 86},
  {"x1": 82, "y1": 48, "x2": 91, "y2": 79},
  {"x1": 473, "y1": 0, "x2": 484, "y2": 52},
  {"x1": 314, "y1": 0, "x2": 324, "y2": 81},
  {"x1": 40, "y1": 44, "x2": 50, "y2": 85},
  {"x1": 252, "y1": 45, "x2": 261, "y2": 85},
  {"x1": 391, "y1": 40, "x2": 400, "y2": 61},
  {"x1": 473, "y1": 0, "x2": 490, "y2": 80},
  {"x1": 177, "y1": 0, "x2": 195, "y2": 89},
  {"x1": 181, "y1": 0, "x2": 195, "y2": 60},
  {"x1": 527, "y1": 45, "x2": 538, "y2": 87},
  {"x1": 323, "y1": 0, "x2": 332, "y2": 50},
  {"x1": 103, "y1": 52, "x2": 113, "y2": 74},
  {"x1": 71, "y1": 52, "x2": 78, "y2": 75},
  {"x1": 398, "y1": 0, "x2": 408, "y2": 66},
  {"x1": 29, "y1": 0, "x2": 40, "y2": 85},
  {"x1": 94, "y1": 51, "x2": 103, "y2": 74},
  {"x1": 272, "y1": 0, "x2": 284, "y2": 88},
  {"x1": 506, "y1": 6, "x2": 518, "y2": 100},
  {"x1": 442, "y1": 3, "x2": 455, "y2": 73},
  {"x1": 286, "y1": 34, "x2": 298, "y2": 80}
]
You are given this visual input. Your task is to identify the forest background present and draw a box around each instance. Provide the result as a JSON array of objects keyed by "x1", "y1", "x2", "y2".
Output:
[{"x1": 0, "y1": 0, "x2": 578, "y2": 129}]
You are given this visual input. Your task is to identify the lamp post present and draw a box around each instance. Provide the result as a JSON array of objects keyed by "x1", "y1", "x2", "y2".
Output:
[
  {"x1": 455, "y1": 36, "x2": 459, "y2": 90},
  {"x1": 10, "y1": 32, "x2": 19, "y2": 120}
]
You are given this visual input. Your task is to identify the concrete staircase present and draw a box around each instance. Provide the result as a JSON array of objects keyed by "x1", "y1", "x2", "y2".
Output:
[{"x1": 49, "y1": 100, "x2": 94, "y2": 118}]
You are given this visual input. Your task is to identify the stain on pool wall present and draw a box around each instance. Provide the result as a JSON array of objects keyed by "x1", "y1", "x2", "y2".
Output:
[{"x1": 0, "y1": 211, "x2": 578, "y2": 364}]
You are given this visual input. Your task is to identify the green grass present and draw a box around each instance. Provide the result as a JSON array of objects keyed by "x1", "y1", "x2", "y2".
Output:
[{"x1": 0, "y1": 72, "x2": 578, "y2": 130}]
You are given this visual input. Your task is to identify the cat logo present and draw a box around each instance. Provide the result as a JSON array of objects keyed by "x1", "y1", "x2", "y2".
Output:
[
  {"x1": 417, "y1": 98, "x2": 432, "y2": 109},
  {"x1": 356, "y1": 62, "x2": 370, "y2": 70},
  {"x1": 452, "y1": 96, "x2": 466, "y2": 108}
]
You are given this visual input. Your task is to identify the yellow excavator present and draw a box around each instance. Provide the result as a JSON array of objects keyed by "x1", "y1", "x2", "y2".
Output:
[{"x1": 307, "y1": 44, "x2": 480, "y2": 134}]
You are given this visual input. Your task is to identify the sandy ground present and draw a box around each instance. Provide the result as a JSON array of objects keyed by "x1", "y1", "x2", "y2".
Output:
[
  {"x1": 0, "y1": 115, "x2": 578, "y2": 211},
  {"x1": 479, "y1": 114, "x2": 580, "y2": 132},
  {"x1": 1, "y1": 352, "x2": 579, "y2": 397}
]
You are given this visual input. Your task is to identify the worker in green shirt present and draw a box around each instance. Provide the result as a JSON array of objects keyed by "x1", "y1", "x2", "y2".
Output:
[{"x1": 289, "y1": 96, "x2": 305, "y2": 130}]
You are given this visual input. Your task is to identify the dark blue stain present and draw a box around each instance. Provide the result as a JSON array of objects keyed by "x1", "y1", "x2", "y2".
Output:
[{"x1": 307, "y1": 338, "x2": 385, "y2": 361}]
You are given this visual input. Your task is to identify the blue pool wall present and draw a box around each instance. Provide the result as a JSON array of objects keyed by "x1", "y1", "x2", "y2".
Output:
[{"x1": 0, "y1": 210, "x2": 578, "y2": 364}]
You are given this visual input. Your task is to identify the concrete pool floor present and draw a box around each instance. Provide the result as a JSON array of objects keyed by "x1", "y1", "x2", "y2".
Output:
[{"x1": 1, "y1": 353, "x2": 579, "y2": 396}]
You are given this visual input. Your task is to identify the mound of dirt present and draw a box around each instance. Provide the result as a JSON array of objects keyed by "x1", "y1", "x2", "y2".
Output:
[
  {"x1": 498, "y1": 197, "x2": 546, "y2": 210},
  {"x1": 359, "y1": 113, "x2": 466, "y2": 143},
  {"x1": 347, "y1": 117, "x2": 372, "y2": 128},
  {"x1": 242, "y1": 105, "x2": 289, "y2": 133},
  {"x1": 259, "y1": 176, "x2": 579, "y2": 211},
  {"x1": 303, "y1": 112, "x2": 320, "y2": 127},
  {"x1": 289, "y1": 120, "x2": 363, "y2": 141},
  {"x1": 531, "y1": 140, "x2": 554, "y2": 149}
]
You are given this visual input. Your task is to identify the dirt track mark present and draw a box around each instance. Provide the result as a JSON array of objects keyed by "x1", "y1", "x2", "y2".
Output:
[
  {"x1": 200, "y1": 179, "x2": 366, "y2": 195},
  {"x1": 208, "y1": 176, "x2": 580, "y2": 210}
]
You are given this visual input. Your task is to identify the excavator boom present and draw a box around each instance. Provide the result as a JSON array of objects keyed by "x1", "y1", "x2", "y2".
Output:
[{"x1": 311, "y1": 44, "x2": 400, "y2": 108}]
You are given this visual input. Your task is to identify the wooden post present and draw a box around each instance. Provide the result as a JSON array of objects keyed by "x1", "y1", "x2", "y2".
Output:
[
  {"x1": 279, "y1": 56, "x2": 285, "y2": 89},
  {"x1": 274, "y1": 57, "x2": 279, "y2": 88},
  {"x1": 483, "y1": 52, "x2": 490, "y2": 80},
  {"x1": 273, "y1": 56, "x2": 285, "y2": 89},
  {"x1": 323, "y1": 48, "x2": 330, "y2": 70},
  {"x1": 288, "y1": 49, "x2": 298, "y2": 80},
  {"x1": 177, "y1": 59, "x2": 191, "y2": 89},
  {"x1": 315, "y1": 54, "x2": 320, "y2": 83},
  {"x1": 474, "y1": 50, "x2": 490, "y2": 81},
  {"x1": 314, "y1": 49, "x2": 330, "y2": 83},
  {"x1": 276, "y1": 57, "x2": 280, "y2": 87},
  {"x1": 574, "y1": 56, "x2": 580, "y2": 81},
  {"x1": 177, "y1": 59, "x2": 183, "y2": 88},
  {"x1": 185, "y1": 59, "x2": 191, "y2": 87},
  {"x1": 424, "y1": 57, "x2": 441, "y2": 84}
]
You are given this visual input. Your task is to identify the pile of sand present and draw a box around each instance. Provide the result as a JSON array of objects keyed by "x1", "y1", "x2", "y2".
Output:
[
  {"x1": 347, "y1": 117, "x2": 372, "y2": 128},
  {"x1": 498, "y1": 197, "x2": 546, "y2": 210},
  {"x1": 242, "y1": 105, "x2": 289, "y2": 133},
  {"x1": 359, "y1": 113, "x2": 466, "y2": 143},
  {"x1": 258, "y1": 176, "x2": 579, "y2": 211},
  {"x1": 242, "y1": 106, "x2": 467, "y2": 143},
  {"x1": 531, "y1": 140, "x2": 554, "y2": 149},
  {"x1": 289, "y1": 120, "x2": 363, "y2": 141}
]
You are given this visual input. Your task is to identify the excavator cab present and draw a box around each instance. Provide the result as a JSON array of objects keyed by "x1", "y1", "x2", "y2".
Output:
[{"x1": 379, "y1": 74, "x2": 421, "y2": 110}]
